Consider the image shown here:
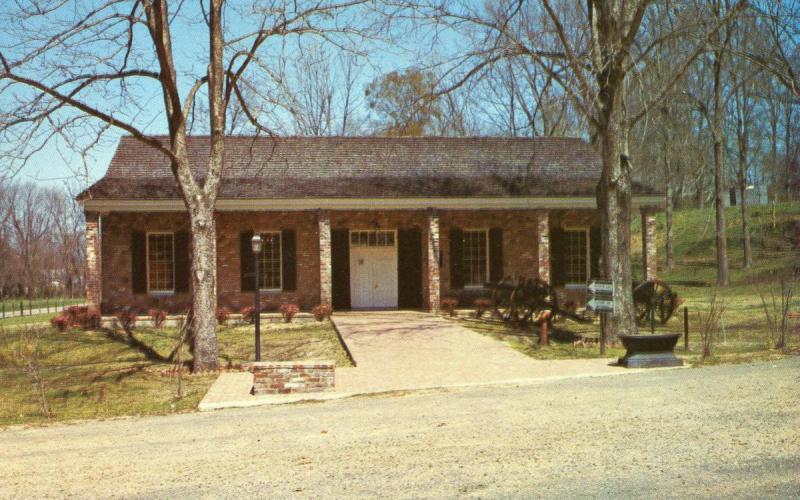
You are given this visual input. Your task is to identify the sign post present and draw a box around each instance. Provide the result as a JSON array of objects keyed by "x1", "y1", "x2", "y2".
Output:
[{"x1": 587, "y1": 281, "x2": 614, "y2": 353}]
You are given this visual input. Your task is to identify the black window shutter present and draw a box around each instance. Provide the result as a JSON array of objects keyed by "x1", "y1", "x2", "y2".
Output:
[
  {"x1": 398, "y1": 227, "x2": 423, "y2": 308},
  {"x1": 331, "y1": 229, "x2": 350, "y2": 310},
  {"x1": 590, "y1": 226, "x2": 602, "y2": 280},
  {"x1": 174, "y1": 230, "x2": 191, "y2": 293},
  {"x1": 131, "y1": 231, "x2": 147, "y2": 294},
  {"x1": 240, "y1": 231, "x2": 255, "y2": 292},
  {"x1": 489, "y1": 228, "x2": 503, "y2": 284},
  {"x1": 550, "y1": 227, "x2": 566, "y2": 286},
  {"x1": 281, "y1": 229, "x2": 297, "y2": 291},
  {"x1": 449, "y1": 227, "x2": 464, "y2": 290}
]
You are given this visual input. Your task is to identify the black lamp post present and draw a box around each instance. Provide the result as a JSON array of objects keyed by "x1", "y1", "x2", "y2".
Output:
[{"x1": 251, "y1": 234, "x2": 263, "y2": 362}]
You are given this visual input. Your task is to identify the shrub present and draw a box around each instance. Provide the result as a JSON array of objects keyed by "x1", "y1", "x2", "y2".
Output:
[
  {"x1": 62, "y1": 305, "x2": 100, "y2": 330},
  {"x1": 115, "y1": 308, "x2": 137, "y2": 332},
  {"x1": 240, "y1": 306, "x2": 257, "y2": 324},
  {"x1": 280, "y1": 303, "x2": 300, "y2": 323},
  {"x1": 311, "y1": 304, "x2": 333, "y2": 322},
  {"x1": 441, "y1": 298, "x2": 458, "y2": 317},
  {"x1": 50, "y1": 314, "x2": 70, "y2": 333},
  {"x1": 472, "y1": 298, "x2": 493, "y2": 319},
  {"x1": 216, "y1": 306, "x2": 231, "y2": 325},
  {"x1": 148, "y1": 308, "x2": 168, "y2": 329}
]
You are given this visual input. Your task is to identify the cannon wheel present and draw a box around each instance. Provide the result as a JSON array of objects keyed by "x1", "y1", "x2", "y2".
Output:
[{"x1": 633, "y1": 280, "x2": 678, "y2": 325}]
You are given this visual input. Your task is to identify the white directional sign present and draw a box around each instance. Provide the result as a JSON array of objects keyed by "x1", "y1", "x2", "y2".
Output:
[
  {"x1": 587, "y1": 298, "x2": 614, "y2": 312},
  {"x1": 587, "y1": 280, "x2": 614, "y2": 313},
  {"x1": 588, "y1": 281, "x2": 614, "y2": 294}
]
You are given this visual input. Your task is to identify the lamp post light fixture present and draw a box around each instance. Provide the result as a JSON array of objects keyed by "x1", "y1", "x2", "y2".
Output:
[{"x1": 251, "y1": 234, "x2": 263, "y2": 362}]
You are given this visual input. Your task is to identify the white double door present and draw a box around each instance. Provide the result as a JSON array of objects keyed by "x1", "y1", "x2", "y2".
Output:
[{"x1": 349, "y1": 230, "x2": 398, "y2": 309}]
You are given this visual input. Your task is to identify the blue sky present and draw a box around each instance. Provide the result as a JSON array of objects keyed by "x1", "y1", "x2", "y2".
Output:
[{"x1": 2, "y1": 1, "x2": 432, "y2": 189}]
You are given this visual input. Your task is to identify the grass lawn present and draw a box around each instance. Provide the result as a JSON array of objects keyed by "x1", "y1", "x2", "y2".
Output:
[
  {"x1": 459, "y1": 202, "x2": 800, "y2": 366},
  {"x1": 0, "y1": 313, "x2": 54, "y2": 328},
  {"x1": 0, "y1": 319, "x2": 350, "y2": 427}
]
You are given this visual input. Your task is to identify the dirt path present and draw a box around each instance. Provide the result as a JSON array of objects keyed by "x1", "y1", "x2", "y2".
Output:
[{"x1": 1, "y1": 358, "x2": 798, "y2": 498}]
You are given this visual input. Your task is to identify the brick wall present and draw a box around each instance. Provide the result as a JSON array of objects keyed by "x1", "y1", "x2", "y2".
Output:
[
  {"x1": 249, "y1": 361, "x2": 335, "y2": 395},
  {"x1": 641, "y1": 211, "x2": 658, "y2": 281},
  {"x1": 98, "y1": 211, "x2": 321, "y2": 313},
  {"x1": 94, "y1": 208, "x2": 599, "y2": 314},
  {"x1": 85, "y1": 212, "x2": 102, "y2": 310}
]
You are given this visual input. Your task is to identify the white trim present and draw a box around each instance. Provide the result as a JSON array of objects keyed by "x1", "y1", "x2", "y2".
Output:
[
  {"x1": 462, "y1": 228, "x2": 490, "y2": 288},
  {"x1": 81, "y1": 195, "x2": 664, "y2": 212},
  {"x1": 146, "y1": 231, "x2": 176, "y2": 294},
  {"x1": 257, "y1": 230, "x2": 282, "y2": 293}
]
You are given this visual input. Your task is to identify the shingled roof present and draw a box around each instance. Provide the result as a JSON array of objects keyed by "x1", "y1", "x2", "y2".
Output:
[{"x1": 80, "y1": 135, "x2": 657, "y2": 200}]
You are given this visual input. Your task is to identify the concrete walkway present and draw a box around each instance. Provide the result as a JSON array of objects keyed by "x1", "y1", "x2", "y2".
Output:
[
  {"x1": 334, "y1": 311, "x2": 635, "y2": 393},
  {"x1": 200, "y1": 311, "x2": 672, "y2": 410}
]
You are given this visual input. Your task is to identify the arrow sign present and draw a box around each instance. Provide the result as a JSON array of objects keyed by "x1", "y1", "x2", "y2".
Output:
[
  {"x1": 588, "y1": 281, "x2": 613, "y2": 294},
  {"x1": 587, "y1": 298, "x2": 614, "y2": 312}
]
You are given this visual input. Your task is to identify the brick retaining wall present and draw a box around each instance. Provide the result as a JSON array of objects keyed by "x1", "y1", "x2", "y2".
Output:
[{"x1": 249, "y1": 361, "x2": 335, "y2": 395}]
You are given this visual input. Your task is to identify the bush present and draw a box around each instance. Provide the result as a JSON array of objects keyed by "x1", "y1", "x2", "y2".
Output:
[
  {"x1": 62, "y1": 305, "x2": 100, "y2": 330},
  {"x1": 441, "y1": 298, "x2": 458, "y2": 317},
  {"x1": 280, "y1": 303, "x2": 300, "y2": 323},
  {"x1": 473, "y1": 298, "x2": 493, "y2": 319},
  {"x1": 115, "y1": 308, "x2": 137, "y2": 332},
  {"x1": 311, "y1": 304, "x2": 333, "y2": 322},
  {"x1": 148, "y1": 308, "x2": 168, "y2": 329},
  {"x1": 240, "y1": 306, "x2": 257, "y2": 324},
  {"x1": 50, "y1": 314, "x2": 70, "y2": 333},
  {"x1": 216, "y1": 306, "x2": 231, "y2": 325}
]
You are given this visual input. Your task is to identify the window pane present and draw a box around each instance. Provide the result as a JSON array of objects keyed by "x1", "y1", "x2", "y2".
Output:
[
  {"x1": 565, "y1": 230, "x2": 588, "y2": 283},
  {"x1": 462, "y1": 230, "x2": 488, "y2": 286},
  {"x1": 147, "y1": 233, "x2": 174, "y2": 292},
  {"x1": 259, "y1": 232, "x2": 282, "y2": 290}
]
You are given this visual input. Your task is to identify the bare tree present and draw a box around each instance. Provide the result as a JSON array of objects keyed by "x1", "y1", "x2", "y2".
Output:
[
  {"x1": 417, "y1": 0, "x2": 745, "y2": 338},
  {"x1": 0, "y1": 1, "x2": 382, "y2": 371}
]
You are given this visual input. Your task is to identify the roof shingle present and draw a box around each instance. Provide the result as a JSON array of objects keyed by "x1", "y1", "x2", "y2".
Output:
[{"x1": 80, "y1": 135, "x2": 657, "y2": 200}]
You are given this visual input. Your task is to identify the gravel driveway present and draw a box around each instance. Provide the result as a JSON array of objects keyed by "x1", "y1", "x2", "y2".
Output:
[{"x1": 1, "y1": 358, "x2": 798, "y2": 498}]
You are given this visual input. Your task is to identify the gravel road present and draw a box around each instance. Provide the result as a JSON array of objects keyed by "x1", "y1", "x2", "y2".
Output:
[{"x1": 1, "y1": 358, "x2": 798, "y2": 498}]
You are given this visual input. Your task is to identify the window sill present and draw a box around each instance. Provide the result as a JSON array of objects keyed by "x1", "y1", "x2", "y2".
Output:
[
  {"x1": 258, "y1": 288, "x2": 282, "y2": 293},
  {"x1": 148, "y1": 291, "x2": 175, "y2": 296}
]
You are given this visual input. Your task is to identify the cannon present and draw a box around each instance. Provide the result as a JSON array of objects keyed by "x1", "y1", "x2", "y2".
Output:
[
  {"x1": 633, "y1": 280, "x2": 680, "y2": 325},
  {"x1": 486, "y1": 277, "x2": 559, "y2": 325}
]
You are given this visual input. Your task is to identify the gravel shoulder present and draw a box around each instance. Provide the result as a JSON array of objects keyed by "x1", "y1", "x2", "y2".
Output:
[{"x1": 1, "y1": 358, "x2": 798, "y2": 498}]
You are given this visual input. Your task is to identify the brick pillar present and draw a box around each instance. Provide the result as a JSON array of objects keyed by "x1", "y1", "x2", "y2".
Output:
[
  {"x1": 427, "y1": 212, "x2": 441, "y2": 312},
  {"x1": 642, "y1": 209, "x2": 657, "y2": 281},
  {"x1": 84, "y1": 211, "x2": 102, "y2": 311},
  {"x1": 318, "y1": 213, "x2": 332, "y2": 307},
  {"x1": 536, "y1": 211, "x2": 551, "y2": 283}
]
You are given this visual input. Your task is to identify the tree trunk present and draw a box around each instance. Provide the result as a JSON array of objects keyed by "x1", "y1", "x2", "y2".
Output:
[
  {"x1": 712, "y1": 51, "x2": 729, "y2": 287},
  {"x1": 597, "y1": 80, "x2": 637, "y2": 342},
  {"x1": 739, "y1": 183, "x2": 752, "y2": 268},
  {"x1": 664, "y1": 143, "x2": 674, "y2": 272},
  {"x1": 665, "y1": 175, "x2": 674, "y2": 272},
  {"x1": 713, "y1": 135, "x2": 729, "y2": 286},
  {"x1": 189, "y1": 204, "x2": 219, "y2": 372}
]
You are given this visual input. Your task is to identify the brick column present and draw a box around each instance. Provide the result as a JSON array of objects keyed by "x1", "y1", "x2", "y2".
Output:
[
  {"x1": 84, "y1": 211, "x2": 102, "y2": 311},
  {"x1": 642, "y1": 209, "x2": 657, "y2": 281},
  {"x1": 536, "y1": 211, "x2": 551, "y2": 283},
  {"x1": 427, "y1": 212, "x2": 441, "y2": 312},
  {"x1": 318, "y1": 213, "x2": 332, "y2": 307}
]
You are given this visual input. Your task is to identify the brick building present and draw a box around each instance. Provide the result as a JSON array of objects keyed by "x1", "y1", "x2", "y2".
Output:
[{"x1": 79, "y1": 136, "x2": 661, "y2": 314}]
